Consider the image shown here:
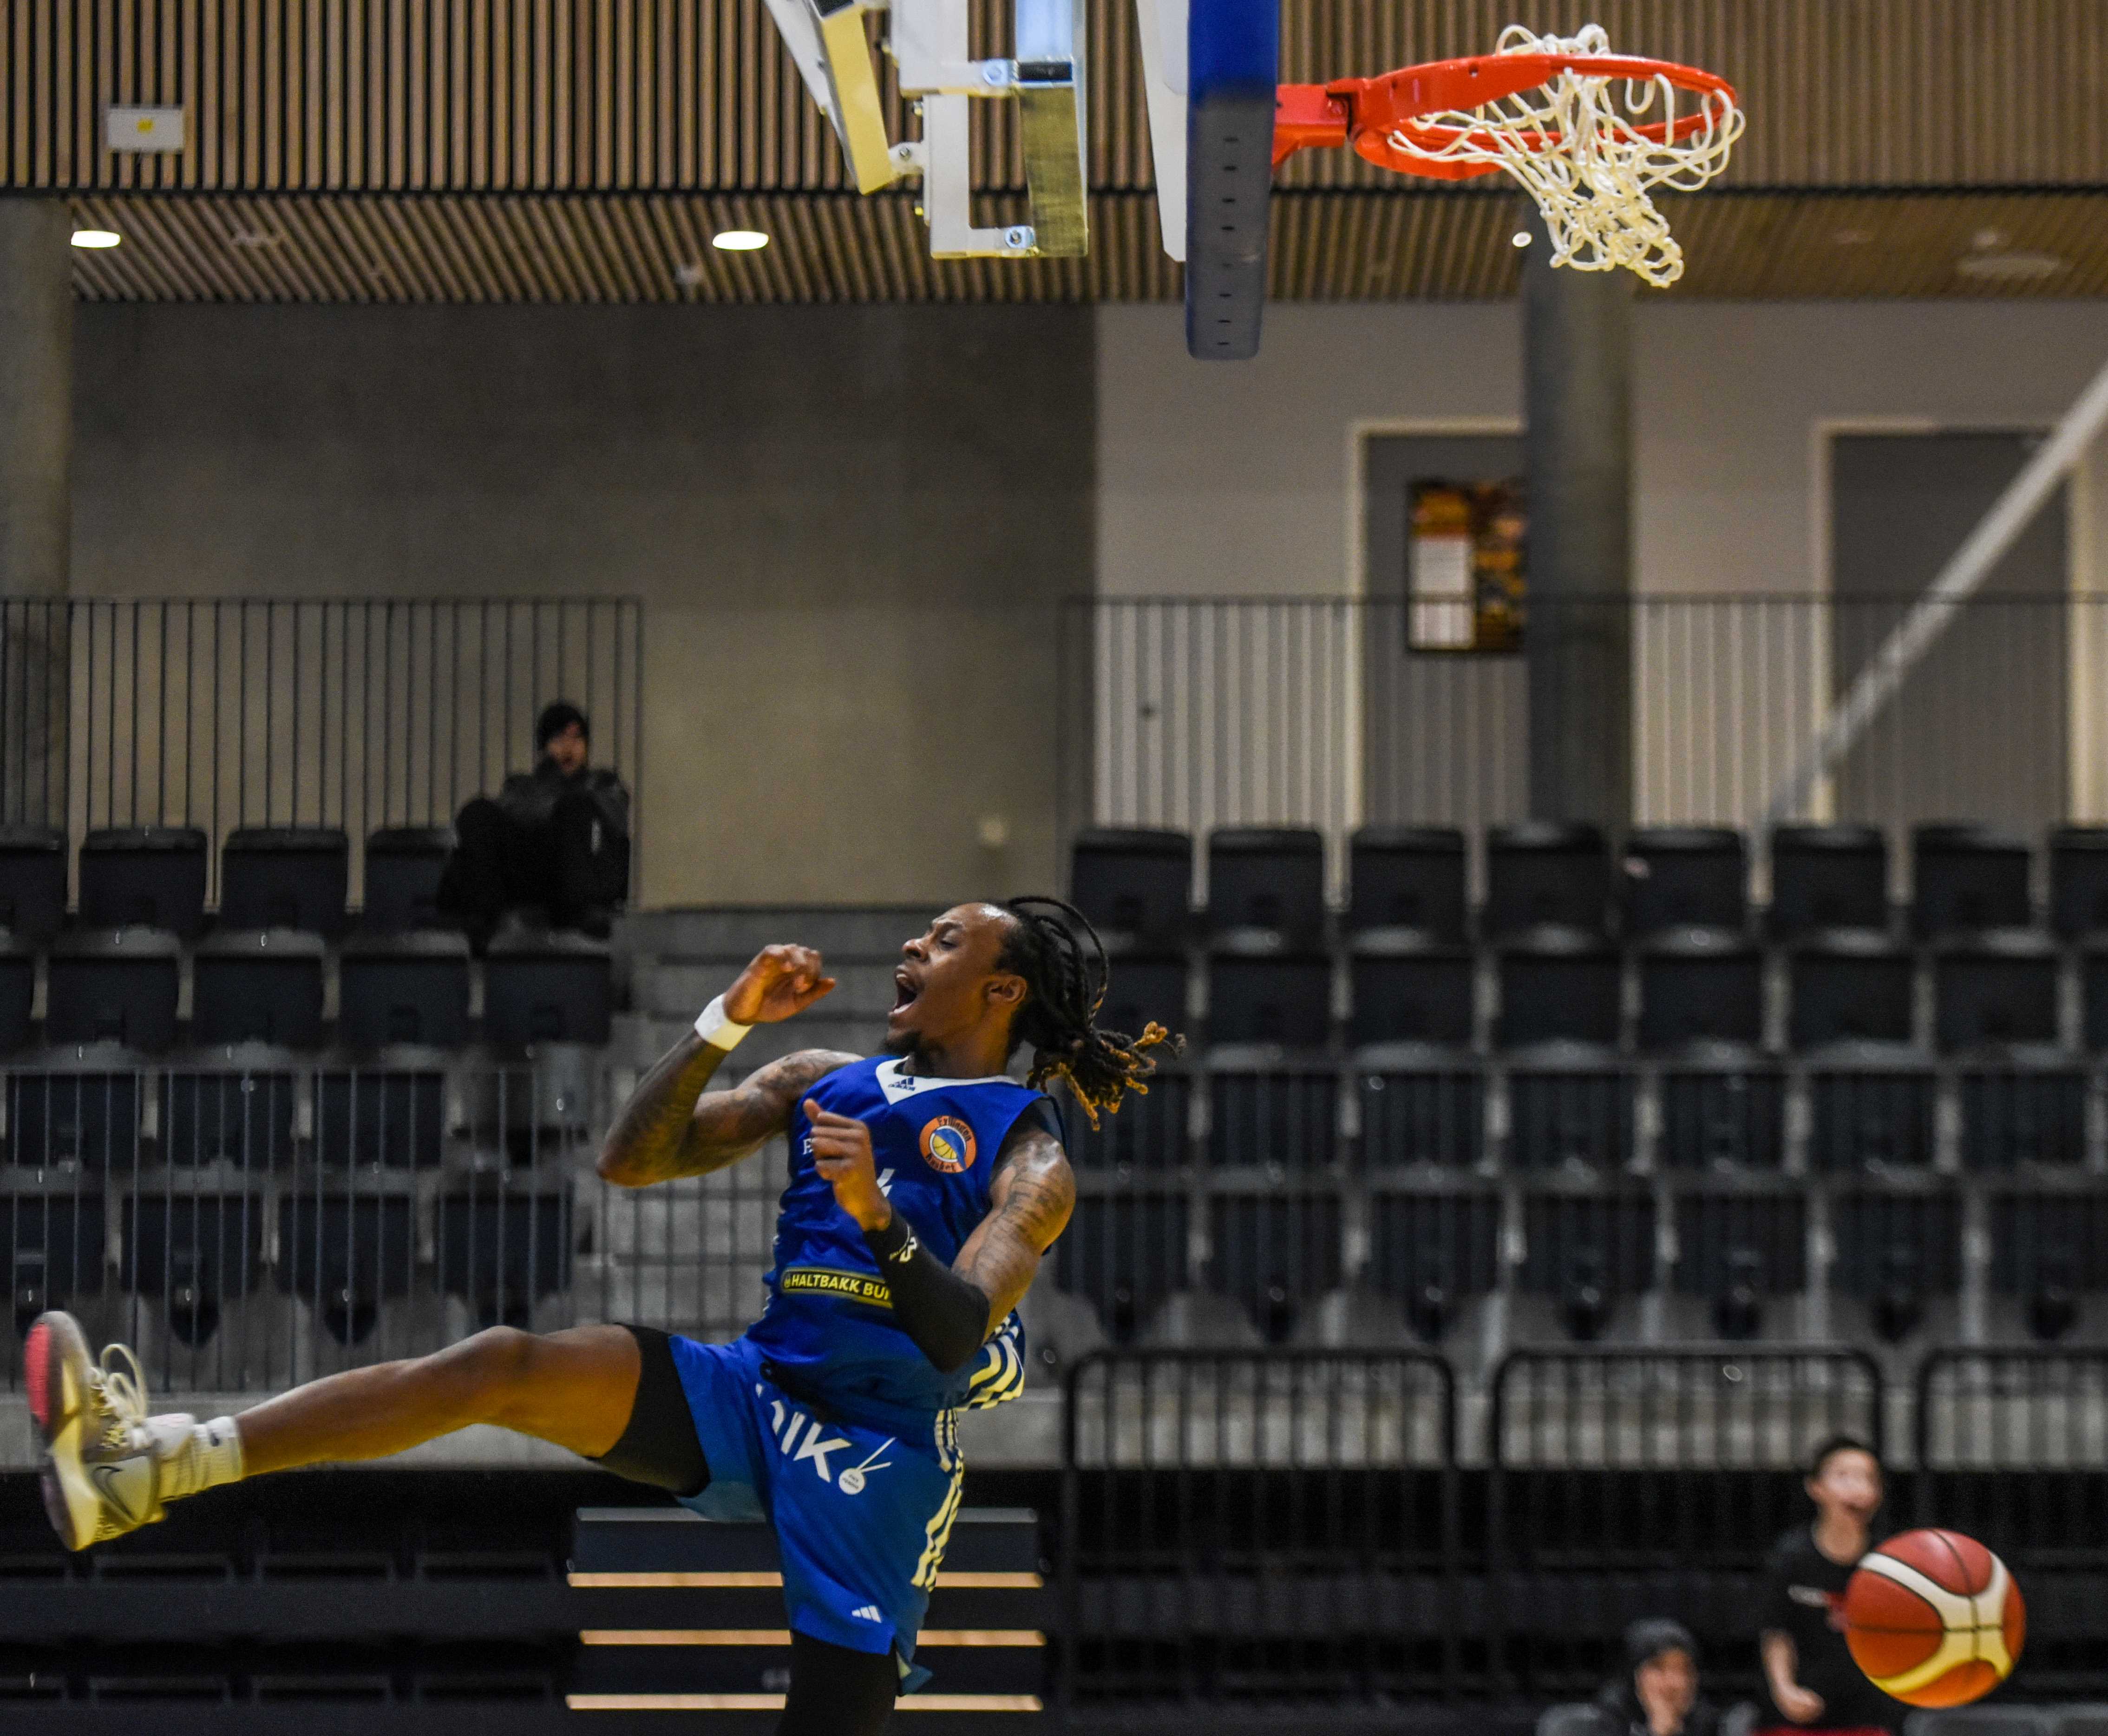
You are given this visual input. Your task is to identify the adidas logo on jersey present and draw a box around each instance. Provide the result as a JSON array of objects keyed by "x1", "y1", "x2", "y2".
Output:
[{"x1": 851, "y1": 1605, "x2": 883, "y2": 1623}]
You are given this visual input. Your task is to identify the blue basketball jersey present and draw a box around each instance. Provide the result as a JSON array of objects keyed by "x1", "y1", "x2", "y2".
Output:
[{"x1": 742, "y1": 1057, "x2": 1047, "y2": 1427}]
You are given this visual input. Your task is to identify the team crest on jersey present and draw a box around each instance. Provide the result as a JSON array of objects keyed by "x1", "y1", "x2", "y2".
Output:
[{"x1": 919, "y1": 1115, "x2": 977, "y2": 1174}]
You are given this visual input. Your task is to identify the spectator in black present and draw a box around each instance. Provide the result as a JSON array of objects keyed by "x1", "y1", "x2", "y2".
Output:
[
  {"x1": 437, "y1": 701, "x2": 630, "y2": 950},
  {"x1": 1757, "y1": 1436, "x2": 1902, "y2": 1734},
  {"x1": 1578, "y1": 1619, "x2": 1726, "y2": 1736}
]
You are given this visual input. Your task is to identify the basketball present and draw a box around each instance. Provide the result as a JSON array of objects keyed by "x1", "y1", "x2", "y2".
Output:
[{"x1": 1843, "y1": 1530, "x2": 2026, "y2": 1707}]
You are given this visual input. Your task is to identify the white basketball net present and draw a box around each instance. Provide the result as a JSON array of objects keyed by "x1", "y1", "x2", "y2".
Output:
[{"x1": 1385, "y1": 23, "x2": 1744, "y2": 288}]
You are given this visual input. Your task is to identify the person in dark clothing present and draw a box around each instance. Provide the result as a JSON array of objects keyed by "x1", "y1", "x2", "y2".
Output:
[
  {"x1": 438, "y1": 700, "x2": 631, "y2": 949},
  {"x1": 1756, "y1": 1436, "x2": 1903, "y2": 1735},
  {"x1": 1580, "y1": 1619, "x2": 1726, "y2": 1736}
]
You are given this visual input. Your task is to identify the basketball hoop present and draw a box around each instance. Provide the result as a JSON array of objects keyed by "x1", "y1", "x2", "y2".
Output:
[{"x1": 1273, "y1": 24, "x2": 1743, "y2": 287}]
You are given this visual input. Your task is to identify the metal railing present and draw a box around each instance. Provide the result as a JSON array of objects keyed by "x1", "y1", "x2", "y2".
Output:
[
  {"x1": 1061, "y1": 1348, "x2": 1458, "y2": 1705},
  {"x1": 0, "y1": 1056, "x2": 783, "y2": 1397},
  {"x1": 1061, "y1": 594, "x2": 2106, "y2": 893},
  {"x1": 0, "y1": 597, "x2": 645, "y2": 902}
]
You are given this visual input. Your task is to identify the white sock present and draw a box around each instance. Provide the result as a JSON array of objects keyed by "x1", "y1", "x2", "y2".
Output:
[{"x1": 154, "y1": 1416, "x2": 246, "y2": 1502}]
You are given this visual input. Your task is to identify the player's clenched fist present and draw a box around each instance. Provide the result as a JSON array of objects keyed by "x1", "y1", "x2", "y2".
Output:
[
  {"x1": 722, "y1": 944, "x2": 836, "y2": 1025},
  {"x1": 804, "y1": 1101, "x2": 892, "y2": 1233}
]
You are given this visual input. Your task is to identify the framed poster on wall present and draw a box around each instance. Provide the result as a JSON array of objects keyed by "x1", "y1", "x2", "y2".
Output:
[{"x1": 1408, "y1": 479, "x2": 1526, "y2": 652}]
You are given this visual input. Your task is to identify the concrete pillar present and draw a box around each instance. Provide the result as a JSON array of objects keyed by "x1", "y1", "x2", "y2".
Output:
[
  {"x1": 0, "y1": 200, "x2": 74, "y2": 823},
  {"x1": 1523, "y1": 210, "x2": 1633, "y2": 833},
  {"x1": 0, "y1": 201, "x2": 73, "y2": 597}
]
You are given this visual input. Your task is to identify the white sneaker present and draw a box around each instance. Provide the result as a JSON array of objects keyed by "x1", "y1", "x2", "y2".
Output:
[{"x1": 26, "y1": 1312, "x2": 193, "y2": 1551}]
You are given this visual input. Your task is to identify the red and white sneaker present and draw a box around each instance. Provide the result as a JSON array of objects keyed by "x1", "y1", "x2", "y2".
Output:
[{"x1": 25, "y1": 1312, "x2": 194, "y2": 1551}]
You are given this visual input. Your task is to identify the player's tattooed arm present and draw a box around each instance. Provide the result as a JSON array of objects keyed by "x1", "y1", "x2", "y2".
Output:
[
  {"x1": 953, "y1": 1123, "x2": 1077, "y2": 1329},
  {"x1": 597, "y1": 943, "x2": 850, "y2": 1187}
]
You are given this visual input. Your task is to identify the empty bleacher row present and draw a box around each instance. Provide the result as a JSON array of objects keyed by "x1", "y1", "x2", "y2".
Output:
[
  {"x1": 0, "y1": 822, "x2": 612, "y2": 1056},
  {"x1": 1043, "y1": 821, "x2": 2108, "y2": 1353},
  {"x1": 0, "y1": 824, "x2": 621, "y2": 1357}
]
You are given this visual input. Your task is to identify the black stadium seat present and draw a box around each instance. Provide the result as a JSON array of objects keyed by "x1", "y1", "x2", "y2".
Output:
[
  {"x1": 1350, "y1": 929, "x2": 1473, "y2": 1047},
  {"x1": 1207, "y1": 827, "x2": 1325, "y2": 946},
  {"x1": 1788, "y1": 932, "x2": 1913, "y2": 1049},
  {"x1": 1672, "y1": 1192, "x2": 1807, "y2": 1339},
  {"x1": 339, "y1": 932, "x2": 473, "y2": 1048},
  {"x1": 361, "y1": 827, "x2": 455, "y2": 934},
  {"x1": 1807, "y1": 1045, "x2": 1936, "y2": 1172},
  {"x1": 2049, "y1": 825, "x2": 2108, "y2": 940},
  {"x1": 1912, "y1": 822, "x2": 2031, "y2": 938},
  {"x1": 1069, "y1": 828, "x2": 1191, "y2": 952},
  {"x1": 1623, "y1": 827, "x2": 1747, "y2": 936},
  {"x1": 0, "y1": 823, "x2": 67, "y2": 946},
  {"x1": 219, "y1": 827, "x2": 350, "y2": 937},
  {"x1": 1205, "y1": 938, "x2": 1331, "y2": 1048},
  {"x1": 162, "y1": 1069, "x2": 299, "y2": 1168},
  {"x1": 1831, "y1": 1188, "x2": 1962, "y2": 1342},
  {"x1": 1932, "y1": 930, "x2": 2059, "y2": 1050},
  {"x1": 1355, "y1": 1048, "x2": 1482, "y2": 1170},
  {"x1": 1095, "y1": 948, "x2": 1187, "y2": 1046},
  {"x1": 1207, "y1": 1189, "x2": 1344, "y2": 1342},
  {"x1": 314, "y1": 1069, "x2": 448, "y2": 1168},
  {"x1": 0, "y1": 933, "x2": 33, "y2": 1055},
  {"x1": 1206, "y1": 1057, "x2": 1338, "y2": 1171},
  {"x1": 4, "y1": 1072, "x2": 139, "y2": 1168},
  {"x1": 484, "y1": 931, "x2": 612, "y2": 1045},
  {"x1": 1486, "y1": 821, "x2": 1610, "y2": 938},
  {"x1": 1959, "y1": 1061, "x2": 2086, "y2": 1171},
  {"x1": 1064, "y1": 1068, "x2": 1190, "y2": 1173},
  {"x1": 276, "y1": 1192, "x2": 418, "y2": 1345},
  {"x1": 1768, "y1": 823, "x2": 1887, "y2": 940},
  {"x1": 46, "y1": 927, "x2": 181, "y2": 1052},
  {"x1": 1657, "y1": 1055, "x2": 1786, "y2": 1171},
  {"x1": 1988, "y1": 1190, "x2": 2108, "y2": 1341},
  {"x1": 1055, "y1": 1191, "x2": 1190, "y2": 1343},
  {"x1": 79, "y1": 826, "x2": 208, "y2": 938},
  {"x1": 0, "y1": 1194, "x2": 107, "y2": 1327},
  {"x1": 1637, "y1": 927, "x2": 1763, "y2": 1051},
  {"x1": 122, "y1": 1192, "x2": 266, "y2": 1345},
  {"x1": 191, "y1": 928, "x2": 327, "y2": 1050},
  {"x1": 438, "y1": 1184, "x2": 573, "y2": 1329},
  {"x1": 1497, "y1": 926, "x2": 1620, "y2": 1047},
  {"x1": 1367, "y1": 1188, "x2": 1499, "y2": 1340},
  {"x1": 1519, "y1": 1189, "x2": 1655, "y2": 1340},
  {"x1": 1347, "y1": 825, "x2": 1466, "y2": 940}
]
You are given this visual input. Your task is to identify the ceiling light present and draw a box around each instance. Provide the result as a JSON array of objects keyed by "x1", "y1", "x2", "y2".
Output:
[
  {"x1": 1511, "y1": 230, "x2": 1533, "y2": 248},
  {"x1": 674, "y1": 262, "x2": 707, "y2": 287},
  {"x1": 71, "y1": 229, "x2": 121, "y2": 249},
  {"x1": 711, "y1": 230, "x2": 770, "y2": 252},
  {"x1": 1957, "y1": 251, "x2": 2067, "y2": 284}
]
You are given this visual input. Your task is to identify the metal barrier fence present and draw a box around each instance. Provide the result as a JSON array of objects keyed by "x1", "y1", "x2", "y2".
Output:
[
  {"x1": 0, "y1": 597, "x2": 646, "y2": 902},
  {"x1": 1062, "y1": 594, "x2": 2105, "y2": 893},
  {"x1": 1061, "y1": 1348, "x2": 1458, "y2": 1705},
  {"x1": 1915, "y1": 1351, "x2": 2108, "y2": 1701},
  {"x1": 0, "y1": 1056, "x2": 783, "y2": 1397},
  {"x1": 1487, "y1": 1347, "x2": 1885, "y2": 1700}
]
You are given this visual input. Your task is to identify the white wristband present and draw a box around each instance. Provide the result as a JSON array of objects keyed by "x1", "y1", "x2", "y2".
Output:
[{"x1": 694, "y1": 994, "x2": 752, "y2": 1051}]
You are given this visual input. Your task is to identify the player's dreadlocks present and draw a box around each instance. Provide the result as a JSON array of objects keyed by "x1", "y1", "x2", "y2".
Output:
[{"x1": 997, "y1": 895, "x2": 1183, "y2": 1130}]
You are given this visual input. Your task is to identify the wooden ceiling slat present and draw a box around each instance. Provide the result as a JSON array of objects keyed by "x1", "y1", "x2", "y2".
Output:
[
  {"x1": 57, "y1": 188, "x2": 2108, "y2": 306},
  {"x1": 14, "y1": 0, "x2": 2108, "y2": 193}
]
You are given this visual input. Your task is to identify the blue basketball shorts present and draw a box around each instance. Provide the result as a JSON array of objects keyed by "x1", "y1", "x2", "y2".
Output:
[{"x1": 665, "y1": 1334, "x2": 965, "y2": 1676}]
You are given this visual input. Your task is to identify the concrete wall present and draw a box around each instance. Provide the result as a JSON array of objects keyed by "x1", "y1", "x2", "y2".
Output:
[
  {"x1": 1100, "y1": 300, "x2": 2108, "y2": 599},
  {"x1": 71, "y1": 303, "x2": 1094, "y2": 907}
]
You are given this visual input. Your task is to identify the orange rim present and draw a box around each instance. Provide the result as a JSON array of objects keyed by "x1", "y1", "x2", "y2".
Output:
[{"x1": 1274, "y1": 49, "x2": 1738, "y2": 176}]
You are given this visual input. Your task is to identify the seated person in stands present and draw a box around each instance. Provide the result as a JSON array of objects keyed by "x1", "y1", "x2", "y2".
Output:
[
  {"x1": 1578, "y1": 1619, "x2": 1726, "y2": 1736},
  {"x1": 1758, "y1": 1436, "x2": 1901, "y2": 1735},
  {"x1": 438, "y1": 700, "x2": 630, "y2": 948}
]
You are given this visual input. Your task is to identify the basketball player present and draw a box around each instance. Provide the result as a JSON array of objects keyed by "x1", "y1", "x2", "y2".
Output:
[{"x1": 27, "y1": 898, "x2": 1172, "y2": 1736}]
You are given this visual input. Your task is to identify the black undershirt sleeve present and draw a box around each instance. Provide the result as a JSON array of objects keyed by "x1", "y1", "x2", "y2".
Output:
[{"x1": 863, "y1": 1212, "x2": 990, "y2": 1374}]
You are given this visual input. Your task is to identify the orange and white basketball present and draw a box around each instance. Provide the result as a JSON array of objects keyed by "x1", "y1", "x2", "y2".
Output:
[{"x1": 1842, "y1": 1529, "x2": 2026, "y2": 1708}]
